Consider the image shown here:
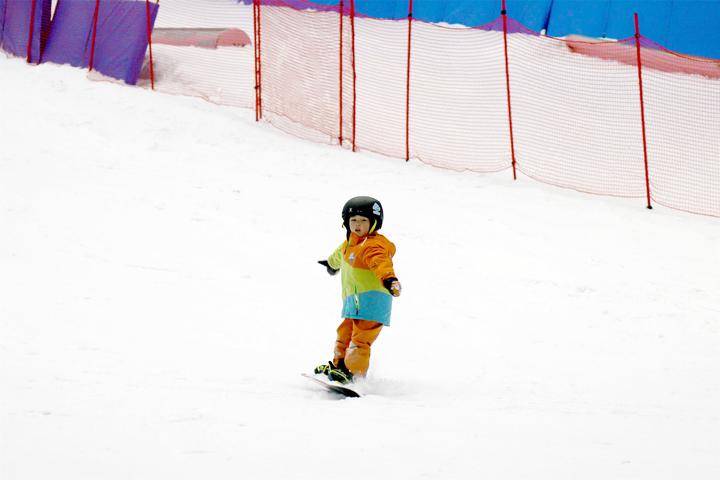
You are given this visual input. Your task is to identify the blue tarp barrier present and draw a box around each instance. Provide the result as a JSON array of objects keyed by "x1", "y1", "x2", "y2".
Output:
[
  {"x1": 240, "y1": 0, "x2": 554, "y2": 31},
  {"x1": 241, "y1": 0, "x2": 720, "y2": 59},
  {"x1": 43, "y1": 0, "x2": 159, "y2": 84},
  {"x1": 42, "y1": 0, "x2": 95, "y2": 68},
  {"x1": 547, "y1": 0, "x2": 720, "y2": 59},
  {"x1": 0, "y1": 0, "x2": 52, "y2": 62}
]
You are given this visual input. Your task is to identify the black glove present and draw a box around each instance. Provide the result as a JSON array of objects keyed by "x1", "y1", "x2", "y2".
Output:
[
  {"x1": 318, "y1": 260, "x2": 339, "y2": 276},
  {"x1": 383, "y1": 277, "x2": 402, "y2": 297}
]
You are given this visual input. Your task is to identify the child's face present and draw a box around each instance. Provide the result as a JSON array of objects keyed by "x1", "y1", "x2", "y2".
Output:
[{"x1": 349, "y1": 215, "x2": 371, "y2": 237}]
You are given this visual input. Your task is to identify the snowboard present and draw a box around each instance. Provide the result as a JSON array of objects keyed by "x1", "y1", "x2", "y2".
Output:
[{"x1": 301, "y1": 373, "x2": 361, "y2": 398}]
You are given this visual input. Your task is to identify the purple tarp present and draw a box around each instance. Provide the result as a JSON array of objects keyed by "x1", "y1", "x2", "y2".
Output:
[
  {"x1": 43, "y1": 0, "x2": 159, "y2": 85},
  {"x1": 0, "y1": 0, "x2": 52, "y2": 63}
]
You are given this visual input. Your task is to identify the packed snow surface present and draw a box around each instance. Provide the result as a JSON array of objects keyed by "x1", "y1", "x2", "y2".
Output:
[{"x1": 1, "y1": 55, "x2": 719, "y2": 479}]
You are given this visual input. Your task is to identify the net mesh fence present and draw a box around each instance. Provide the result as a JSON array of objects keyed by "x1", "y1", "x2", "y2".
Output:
[
  {"x1": 351, "y1": 14, "x2": 408, "y2": 159},
  {"x1": 138, "y1": 0, "x2": 718, "y2": 218},
  {"x1": 638, "y1": 38, "x2": 720, "y2": 217},
  {"x1": 258, "y1": 1, "x2": 345, "y2": 144},
  {"x1": 409, "y1": 21, "x2": 511, "y2": 172},
  {"x1": 148, "y1": 0, "x2": 254, "y2": 108},
  {"x1": 509, "y1": 34, "x2": 647, "y2": 198}
]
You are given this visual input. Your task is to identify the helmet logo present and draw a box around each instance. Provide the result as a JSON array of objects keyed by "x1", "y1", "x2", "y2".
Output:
[{"x1": 373, "y1": 203, "x2": 381, "y2": 216}]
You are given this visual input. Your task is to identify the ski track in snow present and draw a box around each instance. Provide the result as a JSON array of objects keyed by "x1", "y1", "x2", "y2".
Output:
[{"x1": 1, "y1": 53, "x2": 719, "y2": 479}]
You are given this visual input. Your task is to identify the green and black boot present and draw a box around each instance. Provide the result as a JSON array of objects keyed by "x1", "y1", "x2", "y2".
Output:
[
  {"x1": 314, "y1": 361, "x2": 333, "y2": 377},
  {"x1": 327, "y1": 359, "x2": 354, "y2": 385}
]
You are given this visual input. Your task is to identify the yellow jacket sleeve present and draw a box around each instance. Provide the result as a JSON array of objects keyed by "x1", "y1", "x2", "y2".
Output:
[{"x1": 327, "y1": 242, "x2": 345, "y2": 270}]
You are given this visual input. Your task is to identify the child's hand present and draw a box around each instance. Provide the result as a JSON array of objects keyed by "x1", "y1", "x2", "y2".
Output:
[
  {"x1": 383, "y1": 277, "x2": 402, "y2": 297},
  {"x1": 318, "y1": 260, "x2": 339, "y2": 276}
]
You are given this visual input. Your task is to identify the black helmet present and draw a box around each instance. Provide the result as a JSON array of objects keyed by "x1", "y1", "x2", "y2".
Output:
[{"x1": 342, "y1": 196, "x2": 383, "y2": 233}]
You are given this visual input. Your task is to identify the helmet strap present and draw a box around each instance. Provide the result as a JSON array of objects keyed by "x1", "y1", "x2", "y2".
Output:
[{"x1": 369, "y1": 219, "x2": 377, "y2": 234}]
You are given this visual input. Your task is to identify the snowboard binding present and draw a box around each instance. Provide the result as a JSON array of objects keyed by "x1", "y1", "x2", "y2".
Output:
[{"x1": 314, "y1": 360, "x2": 354, "y2": 385}]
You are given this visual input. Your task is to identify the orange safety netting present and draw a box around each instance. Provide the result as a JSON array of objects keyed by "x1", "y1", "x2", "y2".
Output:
[
  {"x1": 147, "y1": 0, "x2": 719, "y2": 218},
  {"x1": 148, "y1": 0, "x2": 254, "y2": 108},
  {"x1": 509, "y1": 34, "x2": 647, "y2": 198},
  {"x1": 639, "y1": 38, "x2": 720, "y2": 217},
  {"x1": 255, "y1": 1, "x2": 347, "y2": 144}
]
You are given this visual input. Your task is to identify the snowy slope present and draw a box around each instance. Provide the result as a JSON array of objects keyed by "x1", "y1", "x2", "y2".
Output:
[{"x1": 1, "y1": 55, "x2": 719, "y2": 479}]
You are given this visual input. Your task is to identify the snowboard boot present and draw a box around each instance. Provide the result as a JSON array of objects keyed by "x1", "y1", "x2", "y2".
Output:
[
  {"x1": 314, "y1": 361, "x2": 333, "y2": 377},
  {"x1": 327, "y1": 359, "x2": 354, "y2": 385}
]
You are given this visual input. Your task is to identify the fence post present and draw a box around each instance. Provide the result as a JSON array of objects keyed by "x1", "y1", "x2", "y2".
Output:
[
  {"x1": 405, "y1": 0, "x2": 413, "y2": 162},
  {"x1": 253, "y1": 0, "x2": 264, "y2": 121},
  {"x1": 350, "y1": 0, "x2": 357, "y2": 152},
  {"x1": 501, "y1": 0, "x2": 517, "y2": 180},
  {"x1": 26, "y1": 0, "x2": 37, "y2": 63},
  {"x1": 634, "y1": 13, "x2": 652, "y2": 210},
  {"x1": 144, "y1": 0, "x2": 156, "y2": 90},
  {"x1": 256, "y1": 0, "x2": 262, "y2": 120},
  {"x1": 258, "y1": 0, "x2": 263, "y2": 120},
  {"x1": 88, "y1": 0, "x2": 100, "y2": 71},
  {"x1": 253, "y1": 0, "x2": 259, "y2": 121},
  {"x1": 339, "y1": 0, "x2": 344, "y2": 145}
]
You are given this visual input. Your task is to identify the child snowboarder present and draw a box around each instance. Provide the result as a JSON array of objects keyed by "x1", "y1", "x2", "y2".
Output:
[{"x1": 315, "y1": 196, "x2": 401, "y2": 384}]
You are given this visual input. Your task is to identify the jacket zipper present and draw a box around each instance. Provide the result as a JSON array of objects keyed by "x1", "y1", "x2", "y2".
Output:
[{"x1": 353, "y1": 286, "x2": 360, "y2": 315}]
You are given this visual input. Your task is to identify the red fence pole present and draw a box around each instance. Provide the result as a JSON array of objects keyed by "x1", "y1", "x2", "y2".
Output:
[
  {"x1": 501, "y1": 0, "x2": 517, "y2": 180},
  {"x1": 350, "y1": 0, "x2": 357, "y2": 152},
  {"x1": 405, "y1": 0, "x2": 413, "y2": 162},
  {"x1": 339, "y1": 0, "x2": 344, "y2": 145},
  {"x1": 253, "y1": 0, "x2": 259, "y2": 121},
  {"x1": 634, "y1": 13, "x2": 652, "y2": 210},
  {"x1": 145, "y1": 0, "x2": 156, "y2": 90},
  {"x1": 257, "y1": 0, "x2": 263, "y2": 120},
  {"x1": 88, "y1": 0, "x2": 100, "y2": 71},
  {"x1": 253, "y1": 0, "x2": 263, "y2": 121},
  {"x1": 26, "y1": 0, "x2": 37, "y2": 63}
]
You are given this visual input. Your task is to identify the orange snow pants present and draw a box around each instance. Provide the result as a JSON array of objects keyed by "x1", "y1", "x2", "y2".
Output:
[{"x1": 333, "y1": 318, "x2": 383, "y2": 377}]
